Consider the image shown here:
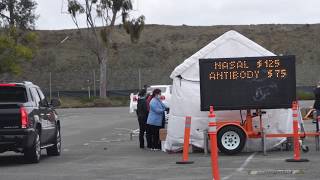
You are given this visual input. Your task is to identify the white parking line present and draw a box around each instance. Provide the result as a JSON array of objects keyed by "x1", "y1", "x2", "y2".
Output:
[
  {"x1": 114, "y1": 128, "x2": 133, "y2": 131},
  {"x1": 222, "y1": 152, "x2": 257, "y2": 180},
  {"x1": 249, "y1": 169, "x2": 303, "y2": 175},
  {"x1": 90, "y1": 140, "x2": 111, "y2": 143},
  {"x1": 110, "y1": 139, "x2": 121, "y2": 142}
]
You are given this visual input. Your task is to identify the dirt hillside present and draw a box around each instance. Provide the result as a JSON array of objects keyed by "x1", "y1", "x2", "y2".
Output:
[{"x1": 3, "y1": 24, "x2": 320, "y2": 93}]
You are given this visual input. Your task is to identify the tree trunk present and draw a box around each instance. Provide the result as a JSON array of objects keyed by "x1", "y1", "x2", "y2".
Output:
[
  {"x1": 8, "y1": 0, "x2": 15, "y2": 27},
  {"x1": 99, "y1": 56, "x2": 107, "y2": 98}
]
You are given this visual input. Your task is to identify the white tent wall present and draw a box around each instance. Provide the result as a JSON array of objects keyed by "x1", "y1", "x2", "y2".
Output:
[{"x1": 165, "y1": 30, "x2": 295, "y2": 152}]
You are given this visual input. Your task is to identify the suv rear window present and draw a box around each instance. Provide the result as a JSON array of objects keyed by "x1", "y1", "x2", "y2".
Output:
[{"x1": 0, "y1": 87, "x2": 27, "y2": 103}]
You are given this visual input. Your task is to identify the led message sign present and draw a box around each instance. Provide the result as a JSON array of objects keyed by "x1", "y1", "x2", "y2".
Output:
[{"x1": 199, "y1": 56, "x2": 296, "y2": 111}]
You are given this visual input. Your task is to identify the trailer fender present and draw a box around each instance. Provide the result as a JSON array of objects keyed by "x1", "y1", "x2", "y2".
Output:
[{"x1": 217, "y1": 122, "x2": 248, "y2": 138}]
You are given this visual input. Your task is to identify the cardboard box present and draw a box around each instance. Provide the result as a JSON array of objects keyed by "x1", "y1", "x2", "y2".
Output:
[{"x1": 159, "y1": 128, "x2": 167, "y2": 141}]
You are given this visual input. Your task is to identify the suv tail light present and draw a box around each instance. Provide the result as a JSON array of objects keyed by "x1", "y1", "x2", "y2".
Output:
[
  {"x1": 20, "y1": 107, "x2": 28, "y2": 128},
  {"x1": 160, "y1": 95, "x2": 165, "y2": 100},
  {"x1": 133, "y1": 96, "x2": 138, "y2": 102},
  {"x1": 0, "y1": 84, "x2": 16, "y2": 87}
]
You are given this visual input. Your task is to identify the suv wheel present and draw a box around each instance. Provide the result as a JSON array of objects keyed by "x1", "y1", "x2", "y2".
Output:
[
  {"x1": 46, "y1": 127, "x2": 61, "y2": 156},
  {"x1": 24, "y1": 130, "x2": 41, "y2": 163}
]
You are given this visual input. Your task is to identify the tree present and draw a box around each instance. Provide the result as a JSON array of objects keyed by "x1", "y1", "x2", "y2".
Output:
[
  {"x1": 0, "y1": 0, "x2": 37, "y2": 29},
  {"x1": 68, "y1": 0, "x2": 145, "y2": 98},
  {"x1": 0, "y1": 0, "x2": 38, "y2": 75},
  {"x1": 0, "y1": 32, "x2": 35, "y2": 74}
]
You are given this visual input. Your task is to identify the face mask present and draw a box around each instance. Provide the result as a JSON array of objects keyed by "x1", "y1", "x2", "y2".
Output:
[{"x1": 156, "y1": 94, "x2": 161, "y2": 99}]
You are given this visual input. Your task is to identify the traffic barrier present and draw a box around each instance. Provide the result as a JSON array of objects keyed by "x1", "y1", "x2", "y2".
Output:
[
  {"x1": 286, "y1": 101, "x2": 309, "y2": 162},
  {"x1": 208, "y1": 106, "x2": 220, "y2": 180},
  {"x1": 176, "y1": 116, "x2": 194, "y2": 164}
]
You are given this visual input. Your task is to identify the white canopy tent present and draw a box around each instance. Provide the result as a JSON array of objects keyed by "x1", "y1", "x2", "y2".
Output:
[{"x1": 164, "y1": 30, "x2": 296, "y2": 152}]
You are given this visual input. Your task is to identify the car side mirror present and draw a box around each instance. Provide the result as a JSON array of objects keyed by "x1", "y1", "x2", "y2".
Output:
[
  {"x1": 39, "y1": 99, "x2": 49, "y2": 107},
  {"x1": 50, "y1": 99, "x2": 61, "y2": 107}
]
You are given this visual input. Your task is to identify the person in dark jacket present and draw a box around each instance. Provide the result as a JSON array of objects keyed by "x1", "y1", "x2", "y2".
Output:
[
  {"x1": 136, "y1": 89, "x2": 149, "y2": 149},
  {"x1": 314, "y1": 82, "x2": 320, "y2": 121}
]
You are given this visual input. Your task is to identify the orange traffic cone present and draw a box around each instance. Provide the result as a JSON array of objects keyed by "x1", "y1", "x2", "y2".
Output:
[
  {"x1": 208, "y1": 106, "x2": 220, "y2": 180},
  {"x1": 286, "y1": 101, "x2": 309, "y2": 162},
  {"x1": 176, "y1": 116, "x2": 194, "y2": 164}
]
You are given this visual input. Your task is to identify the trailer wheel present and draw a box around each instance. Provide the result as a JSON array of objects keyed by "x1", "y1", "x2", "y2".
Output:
[{"x1": 217, "y1": 125, "x2": 246, "y2": 155}]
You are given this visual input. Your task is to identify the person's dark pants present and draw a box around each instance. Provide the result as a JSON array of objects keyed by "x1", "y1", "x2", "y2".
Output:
[
  {"x1": 147, "y1": 124, "x2": 161, "y2": 149},
  {"x1": 146, "y1": 125, "x2": 152, "y2": 148},
  {"x1": 138, "y1": 115, "x2": 147, "y2": 148},
  {"x1": 162, "y1": 112, "x2": 165, "y2": 128}
]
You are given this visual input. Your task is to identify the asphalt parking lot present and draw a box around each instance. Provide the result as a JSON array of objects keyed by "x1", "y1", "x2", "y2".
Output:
[{"x1": 0, "y1": 105, "x2": 319, "y2": 180}]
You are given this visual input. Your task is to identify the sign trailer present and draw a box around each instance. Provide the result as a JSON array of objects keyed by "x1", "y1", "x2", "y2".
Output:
[{"x1": 198, "y1": 55, "x2": 301, "y2": 155}]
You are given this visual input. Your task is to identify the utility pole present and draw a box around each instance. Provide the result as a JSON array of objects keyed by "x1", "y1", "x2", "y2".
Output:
[
  {"x1": 88, "y1": 86, "x2": 91, "y2": 99},
  {"x1": 87, "y1": 79, "x2": 91, "y2": 99},
  {"x1": 51, "y1": 36, "x2": 69, "y2": 100},
  {"x1": 49, "y1": 72, "x2": 52, "y2": 100},
  {"x1": 93, "y1": 70, "x2": 96, "y2": 97},
  {"x1": 138, "y1": 68, "x2": 141, "y2": 89}
]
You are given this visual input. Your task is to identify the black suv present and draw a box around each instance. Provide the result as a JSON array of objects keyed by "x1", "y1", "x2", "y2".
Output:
[{"x1": 0, "y1": 81, "x2": 61, "y2": 163}]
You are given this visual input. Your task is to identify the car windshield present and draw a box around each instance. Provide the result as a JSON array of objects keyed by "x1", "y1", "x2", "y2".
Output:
[{"x1": 0, "y1": 87, "x2": 27, "y2": 103}]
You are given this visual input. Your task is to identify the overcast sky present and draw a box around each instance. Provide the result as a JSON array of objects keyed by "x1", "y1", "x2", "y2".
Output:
[{"x1": 36, "y1": 0, "x2": 320, "y2": 30}]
